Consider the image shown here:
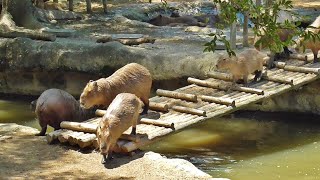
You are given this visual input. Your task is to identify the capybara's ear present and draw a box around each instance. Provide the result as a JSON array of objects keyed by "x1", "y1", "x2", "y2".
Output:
[{"x1": 93, "y1": 81, "x2": 98, "y2": 88}]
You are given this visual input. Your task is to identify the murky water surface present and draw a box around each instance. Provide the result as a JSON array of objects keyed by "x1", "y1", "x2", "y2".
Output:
[{"x1": 1, "y1": 99, "x2": 320, "y2": 179}]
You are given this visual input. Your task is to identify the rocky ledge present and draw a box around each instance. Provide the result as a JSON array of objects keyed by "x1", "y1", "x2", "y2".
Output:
[{"x1": 0, "y1": 123, "x2": 224, "y2": 179}]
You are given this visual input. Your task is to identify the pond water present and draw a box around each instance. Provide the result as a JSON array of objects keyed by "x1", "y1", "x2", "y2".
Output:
[{"x1": 1, "y1": 98, "x2": 320, "y2": 179}]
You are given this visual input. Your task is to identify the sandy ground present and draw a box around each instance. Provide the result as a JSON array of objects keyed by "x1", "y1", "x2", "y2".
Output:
[{"x1": 0, "y1": 123, "x2": 213, "y2": 180}]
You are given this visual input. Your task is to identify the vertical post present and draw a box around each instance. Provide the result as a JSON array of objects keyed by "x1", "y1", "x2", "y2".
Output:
[
  {"x1": 230, "y1": 21, "x2": 237, "y2": 50},
  {"x1": 230, "y1": 1, "x2": 237, "y2": 50},
  {"x1": 68, "y1": 0, "x2": 73, "y2": 11},
  {"x1": 86, "y1": 0, "x2": 92, "y2": 13},
  {"x1": 102, "y1": 0, "x2": 107, "y2": 14},
  {"x1": 243, "y1": 11, "x2": 249, "y2": 47},
  {"x1": 256, "y1": 0, "x2": 261, "y2": 6}
]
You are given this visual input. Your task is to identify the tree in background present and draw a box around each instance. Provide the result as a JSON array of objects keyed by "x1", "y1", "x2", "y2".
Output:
[{"x1": 204, "y1": 0, "x2": 320, "y2": 64}]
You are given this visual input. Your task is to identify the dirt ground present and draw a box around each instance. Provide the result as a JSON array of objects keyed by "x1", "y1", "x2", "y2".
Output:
[{"x1": 0, "y1": 124, "x2": 212, "y2": 180}]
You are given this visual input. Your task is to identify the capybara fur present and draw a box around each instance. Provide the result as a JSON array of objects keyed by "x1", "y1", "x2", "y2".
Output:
[
  {"x1": 216, "y1": 49, "x2": 267, "y2": 86},
  {"x1": 32, "y1": 89, "x2": 96, "y2": 136},
  {"x1": 80, "y1": 63, "x2": 152, "y2": 114},
  {"x1": 34, "y1": 0, "x2": 63, "y2": 11},
  {"x1": 96, "y1": 93, "x2": 143, "y2": 164},
  {"x1": 295, "y1": 16, "x2": 320, "y2": 63},
  {"x1": 254, "y1": 28, "x2": 294, "y2": 68},
  {"x1": 147, "y1": 14, "x2": 206, "y2": 27}
]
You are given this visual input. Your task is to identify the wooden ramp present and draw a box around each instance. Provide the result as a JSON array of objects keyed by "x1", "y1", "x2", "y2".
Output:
[{"x1": 47, "y1": 55, "x2": 320, "y2": 153}]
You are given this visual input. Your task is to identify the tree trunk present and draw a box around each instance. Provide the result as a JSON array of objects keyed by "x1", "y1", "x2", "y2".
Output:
[{"x1": 3, "y1": 0, "x2": 42, "y2": 29}]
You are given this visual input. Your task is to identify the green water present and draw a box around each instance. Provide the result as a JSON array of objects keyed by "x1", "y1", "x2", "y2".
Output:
[
  {"x1": 1, "y1": 99, "x2": 320, "y2": 179},
  {"x1": 144, "y1": 112, "x2": 320, "y2": 180}
]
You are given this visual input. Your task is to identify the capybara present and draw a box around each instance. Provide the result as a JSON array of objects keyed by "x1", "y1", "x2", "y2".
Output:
[
  {"x1": 295, "y1": 16, "x2": 320, "y2": 63},
  {"x1": 147, "y1": 14, "x2": 206, "y2": 27},
  {"x1": 253, "y1": 10, "x2": 295, "y2": 68},
  {"x1": 80, "y1": 63, "x2": 152, "y2": 114},
  {"x1": 32, "y1": 89, "x2": 96, "y2": 136},
  {"x1": 96, "y1": 93, "x2": 143, "y2": 164},
  {"x1": 216, "y1": 49, "x2": 267, "y2": 86},
  {"x1": 34, "y1": 0, "x2": 63, "y2": 11},
  {"x1": 254, "y1": 28, "x2": 294, "y2": 68}
]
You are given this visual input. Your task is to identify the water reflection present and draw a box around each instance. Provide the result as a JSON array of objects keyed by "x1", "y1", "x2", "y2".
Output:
[{"x1": 144, "y1": 111, "x2": 320, "y2": 179}]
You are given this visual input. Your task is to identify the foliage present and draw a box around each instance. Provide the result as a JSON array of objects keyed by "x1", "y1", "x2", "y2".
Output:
[{"x1": 204, "y1": 0, "x2": 320, "y2": 56}]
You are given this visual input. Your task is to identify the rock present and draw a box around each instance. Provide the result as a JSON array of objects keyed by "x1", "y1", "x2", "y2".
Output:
[
  {"x1": 0, "y1": 37, "x2": 217, "y2": 96},
  {"x1": 247, "y1": 80, "x2": 320, "y2": 115},
  {"x1": 0, "y1": 123, "x2": 39, "y2": 136},
  {"x1": 143, "y1": 151, "x2": 212, "y2": 179}
]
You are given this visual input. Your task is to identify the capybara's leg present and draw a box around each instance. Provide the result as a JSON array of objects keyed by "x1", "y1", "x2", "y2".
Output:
[
  {"x1": 130, "y1": 126, "x2": 136, "y2": 135},
  {"x1": 141, "y1": 99, "x2": 149, "y2": 115},
  {"x1": 267, "y1": 54, "x2": 275, "y2": 69},
  {"x1": 36, "y1": 125, "x2": 47, "y2": 136},
  {"x1": 313, "y1": 51, "x2": 319, "y2": 63},
  {"x1": 283, "y1": 46, "x2": 292, "y2": 58},
  {"x1": 243, "y1": 75, "x2": 249, "y2": 87},
  {"x1": 253, "y1": 70, "x2": 262, "y2": 82}
]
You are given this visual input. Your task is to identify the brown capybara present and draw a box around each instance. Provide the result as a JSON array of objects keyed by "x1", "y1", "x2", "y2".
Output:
[
  {"x1": 32, "y1": 89, "x2": 96, "y2": 136},
  {"x1": 96, "y1": 93, "x2": 143, "y2": 164},
  {"x1": 147, "y1": 14, "x2": 206, "y2": 27},
  {"x1": 295, "y1": 16, "x2": 320, "y2": 63},
  {"x1": 216, "y1": 49, "x2": 267, "y2": 86},
  {"x1": 34, "y1": 0, "x2": 63, "y2": 11},
  {"x1": 79, "y1": 63, "x2": 152, "y2": 114},
  {"x1": 254, "y1": 28, "x2": 294, "y2": 68}
]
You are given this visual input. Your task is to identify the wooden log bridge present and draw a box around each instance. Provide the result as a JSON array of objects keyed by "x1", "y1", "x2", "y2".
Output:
[{"x1": 47, "y1": 58, "x2": 320, "y2": 153}]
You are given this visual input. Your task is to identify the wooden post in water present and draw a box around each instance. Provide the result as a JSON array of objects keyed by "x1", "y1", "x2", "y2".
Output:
[
  {"x1": 86, "y1": 0, "x2": 92, "y2": 13},
  {"x1": 243, "y1": 11, "x2": 249, "y2": 47},
  {"x1": 102, "y1": 0, "x2": 107, "y2": 14},
  {"x1": 68, "y1": 0, "x2": 73, "y2": 11}
]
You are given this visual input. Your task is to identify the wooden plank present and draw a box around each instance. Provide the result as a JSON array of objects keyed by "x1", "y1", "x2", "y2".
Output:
[
  {"x1": 275, "y1": 62, "x2": 320, "y2": 74},
  {"x1": 156, "y1": 89, "x2": 197, "y2": 102},
  {"x1": 77, "y1": 133, "x2": 96, "y2": 148},
  {"x1": 188, "y1": 77, "x2": 264, "y2": 95},
  {"x1": 199, "y1": 95, "x2": 236, "y2": 107},
  {"x1": 60, "y1": 121, "x2": 97, "y2": 133},
  {"x1": 261, "y1": 74, "x2": 294, "y2": 85},
  {"x1": 140, "y1": 118, "x2": 174, "y2": 129},
  {"x1": 149, "y1": 102, "x2": 169, "y2": 112},
  {"x1": 171, "y1": 105, "x2": 206, "y2": 116},
  {"x1": 46, "y1": 129, "x2": 64, "y2": 144}
]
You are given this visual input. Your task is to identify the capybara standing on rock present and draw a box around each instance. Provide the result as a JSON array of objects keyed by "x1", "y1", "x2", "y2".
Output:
[
  {"x1": 295, "y1": 16, "x2": 320, "y2": 63},
  {"x1": 216, "y1": 49, "x2": 267, "y2": 87},
  {"x1": 96, "y1": 93, "x2": 144, "y2": 164},
  {"x1": 80, "y1": 63, "x2": 152, "y2": 114},
  {"x1": 32, "y1": 89, "x2": 96, "y2": 136}
]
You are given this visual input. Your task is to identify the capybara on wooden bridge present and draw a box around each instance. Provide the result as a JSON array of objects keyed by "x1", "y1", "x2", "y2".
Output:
[{"x1": 47, "y1": 54, "x2": 320, "y2": 153}]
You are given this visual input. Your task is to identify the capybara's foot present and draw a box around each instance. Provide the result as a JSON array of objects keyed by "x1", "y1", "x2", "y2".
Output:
[
  {"x1": 267, "y1": 55, "x2": 275, "y2": 69},
  {"x1": 35, "y1": 132, "x2": 45, "y2": 136},
  {"x1": 35, "y1": 127, "x2": 47, "y2": 136},
  {"x1": 101, "y1": 155, "x2": 108, "y2": 164}
]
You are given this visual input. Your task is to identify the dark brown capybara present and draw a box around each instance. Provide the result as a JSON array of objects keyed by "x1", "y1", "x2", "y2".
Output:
[{"x1": 32, "y1": 88, "x2": 96, "y2": 136}]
